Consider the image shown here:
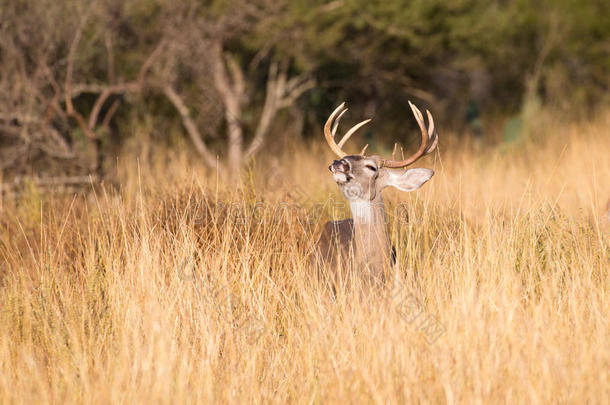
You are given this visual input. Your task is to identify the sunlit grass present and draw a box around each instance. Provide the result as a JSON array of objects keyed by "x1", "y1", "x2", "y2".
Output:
[{"x1": 1, "y1": 112, "x2": 608, "y2": 403}]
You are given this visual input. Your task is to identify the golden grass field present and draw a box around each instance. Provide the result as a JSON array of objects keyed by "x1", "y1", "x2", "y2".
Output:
[{"x1": 1, "y1": 112, "x2": 609, "y2": 404}]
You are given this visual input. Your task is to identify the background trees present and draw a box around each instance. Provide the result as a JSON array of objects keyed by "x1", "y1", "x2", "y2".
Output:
[{"x1": 1, "y1": 0, "x2": 608, "y2": 179}]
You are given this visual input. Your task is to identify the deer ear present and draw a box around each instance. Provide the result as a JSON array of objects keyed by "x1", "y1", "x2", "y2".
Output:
[{"x1": 379, "y1": 168, "x2": 434, "y2": 192}]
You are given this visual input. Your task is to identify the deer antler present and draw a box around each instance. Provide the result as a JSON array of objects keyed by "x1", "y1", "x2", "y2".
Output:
[
  {"x1": 324, "y1": 101, "x2": 437, "y2": 165},
  {"x1": 324, "y1": 102, "x2": 371, "y2": 158},
  {"x1": 380, "y1": 101, "x2": 438, "y2": 168}
]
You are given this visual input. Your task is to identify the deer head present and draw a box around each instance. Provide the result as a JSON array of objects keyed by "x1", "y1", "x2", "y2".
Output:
[{"x1": 325, "y1": 101, "x2": 437, "y2": 206}]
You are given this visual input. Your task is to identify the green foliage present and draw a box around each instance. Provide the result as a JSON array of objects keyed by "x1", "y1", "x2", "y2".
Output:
[
  {"x1": 1, "y1": 0, "x2": 608, "y2": 173},
  {"x1": 272, "y1": 0, "x2": 608, "y2": 120}
]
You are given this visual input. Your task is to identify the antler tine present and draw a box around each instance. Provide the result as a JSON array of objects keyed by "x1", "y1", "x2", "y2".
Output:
[
  {"x1": 324, "y1": 102, "x2": 372, "y2": 158},
  {"x1": 331, "y1": 108, "x2": 348, "y2": 137},
  {"x1": 425, "y1": 110, "x2": 438, "y2": 153},
  {"x1": 324, "y1": 102, "x2": 348, "y2": 158},
  {"x1": 338, "y1": 118, "x2": 371, "y2": 148},
  {"x1": 380, "y1": 100, "x2": 438, "y2": 169}
]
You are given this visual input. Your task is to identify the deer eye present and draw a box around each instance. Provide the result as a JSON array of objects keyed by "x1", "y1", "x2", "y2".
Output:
[{"x1": 365, "y1": 164, "x2": 377, "y2": 171}]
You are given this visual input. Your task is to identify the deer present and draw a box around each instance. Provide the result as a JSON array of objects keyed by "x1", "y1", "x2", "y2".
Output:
[{"x1": 313, "y1": 101, "x2": 438, "y2": 288}]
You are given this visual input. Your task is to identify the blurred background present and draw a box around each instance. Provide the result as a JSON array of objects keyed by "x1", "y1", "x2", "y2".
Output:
[{"x1": 1, "y1": 0, "x2": 609, "y2": 184}]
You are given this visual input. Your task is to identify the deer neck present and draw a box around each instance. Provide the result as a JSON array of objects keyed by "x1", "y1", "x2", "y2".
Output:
[{"x1": 347, "y1": 193, "x2": 392, "y2": 280}]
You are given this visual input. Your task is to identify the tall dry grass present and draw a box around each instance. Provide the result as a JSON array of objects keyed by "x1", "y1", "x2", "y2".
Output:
[{"x1": 0, "y1": 112, "x2": 609, "y2": 404}]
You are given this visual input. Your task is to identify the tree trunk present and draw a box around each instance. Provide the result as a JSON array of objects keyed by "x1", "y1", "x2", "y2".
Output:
[{"x1": 226, "y1": 111, "x2": 243, "y2": 179}]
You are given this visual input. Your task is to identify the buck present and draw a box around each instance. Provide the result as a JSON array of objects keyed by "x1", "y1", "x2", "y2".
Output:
[{"x1": 314, "y1": 101, "x2": 438, "y2": 286}]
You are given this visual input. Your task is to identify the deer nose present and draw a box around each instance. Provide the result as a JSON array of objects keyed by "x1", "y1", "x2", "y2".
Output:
[{"x1": 329, "y1": 159, "x2": 348, "y2": 173}]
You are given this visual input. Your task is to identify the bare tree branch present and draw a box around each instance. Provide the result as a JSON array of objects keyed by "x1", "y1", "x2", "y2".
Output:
[
  {"x1": 64, "y1": 4, "x2": 97, "y2": 140},
  {"x1": 162, "y1": 85, "x2": 219, "y2": 170},
  {"x1": 88, "y1": 37, "x2": 166, "y2": 129},
  {"x1": 212, "y1": 41, "x2": 245, "y2": 175},
  {"x1": 244, "y1": 61, "x2": 313, "y2": 161},
  {"x1": 66, "y1": 28, "x2": 165, "y2": 140},
  {"x1": 87, "y1": 82, "x2": 139, "y2": 129},
  {"x1": 101, "y1": 100, "x2": 120, "y2": 129},
  {"x1": 137, "y1": 39, "x2": 167, "y2": 85}
]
